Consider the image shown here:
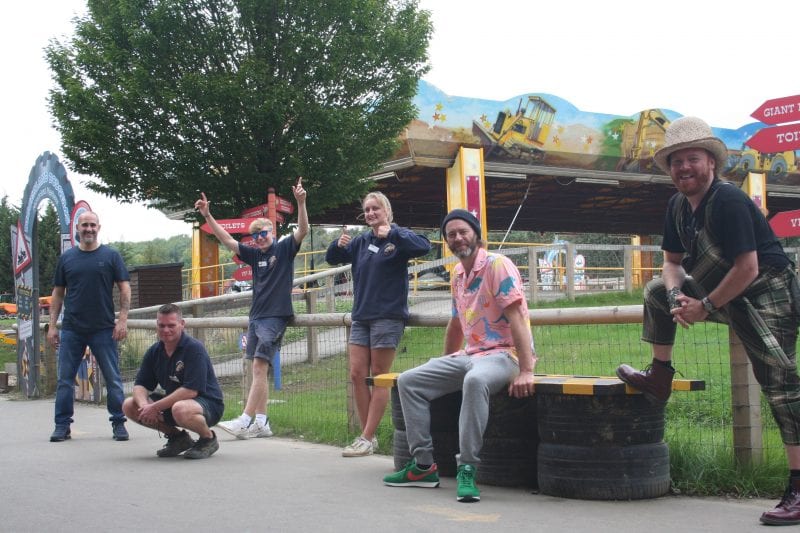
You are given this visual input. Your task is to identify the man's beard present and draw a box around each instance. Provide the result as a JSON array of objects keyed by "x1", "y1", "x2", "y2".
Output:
[{"x1": 448, "y1": 238, "x2": 477, "y2": 259}]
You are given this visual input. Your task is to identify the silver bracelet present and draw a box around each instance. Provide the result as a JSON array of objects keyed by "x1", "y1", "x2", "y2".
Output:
[{"x1": 667, "y1": 287, "x2": 682, "y2": 309}]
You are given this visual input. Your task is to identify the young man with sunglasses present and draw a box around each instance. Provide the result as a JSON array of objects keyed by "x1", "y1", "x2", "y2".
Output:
[{"x1": 194, "y1": 178, "x2": 308, "y2": 439}]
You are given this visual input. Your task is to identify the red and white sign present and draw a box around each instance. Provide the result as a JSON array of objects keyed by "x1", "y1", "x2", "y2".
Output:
[
  {"x1": 13, "y1": 220, "x2": 32, "y2": 275},
  {"x1": 241, "y1": 203, "x2": 269, "y2": 219},
  {"x1": 232, "y1": 265, "x2": 253, "y2": 281},
  {"x1": 276, "y1": 196, "x2": 294, "y2": 215},
  {"x1": 70, "y1": 200, "x2": 92, "y2": 246},
  {"x1": 769, "y1": 209, "x2": 800, "y2": 238},
  {"x1": 745, "y1": 124, "x2": 800, "y2": 153},
  {"x1": 200, "y1": 218, "x2": 251, "y2": 234},
  {"x1": 465, "y1": 175, "x2": 482, "y2": 229},
  {"x1": 751, "y1": 95, "x2": 800, "y2": 125}
]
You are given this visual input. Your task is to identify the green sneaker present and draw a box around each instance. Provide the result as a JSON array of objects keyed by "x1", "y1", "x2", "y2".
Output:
[
  {"x1": 456, "y1": 464, "x2": 480, "y2": 502},
  {"x1": 383, "y1": 459, "x2": 440, "y2": 488}
]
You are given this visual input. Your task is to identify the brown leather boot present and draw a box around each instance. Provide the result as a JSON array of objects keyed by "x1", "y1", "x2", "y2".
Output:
[
  {"x1": 615, "y1": 359, "x2": 675, "y2": 404},
  {"x1": 761, "y1": 479, "x2": 800, "y2": 525}
]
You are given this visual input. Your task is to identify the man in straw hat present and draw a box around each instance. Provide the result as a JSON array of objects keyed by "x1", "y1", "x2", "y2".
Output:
[{"x1": 616, "y1": 116, "x2": 800, "y2": 525}]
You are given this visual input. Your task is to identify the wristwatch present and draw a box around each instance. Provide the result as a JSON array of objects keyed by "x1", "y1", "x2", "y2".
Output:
[{"x1": 701, "y1": 296, "x2": 717, "y2": 313}]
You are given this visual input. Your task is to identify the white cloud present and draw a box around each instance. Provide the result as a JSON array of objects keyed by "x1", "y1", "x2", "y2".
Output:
[{"x1": 2, "y1": 0, "x2": 798, "y2": 242}]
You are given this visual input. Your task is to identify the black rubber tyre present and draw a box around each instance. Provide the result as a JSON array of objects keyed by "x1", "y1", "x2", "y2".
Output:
[
  {"x1": 477, "y1": 436, "x2": 539, "y2": 488},
  {"x1": 429, "y1": 391, "x2": 462, "y2": 432},
  {"x1": 537, "y1": 394, "x2": 665, "y2": 446},
  {"x1": 537, "y1": 441, "x2": 671, "y2": 500},
  {"x1": 485, "y1": 395, "x2": 538, "y2": 439},
  {"x1": 390, "y1": 387, "x2": 405, "y2": 430},
  {"x1": 392, "y1": 429, "x2": 458, "y2": 476}
]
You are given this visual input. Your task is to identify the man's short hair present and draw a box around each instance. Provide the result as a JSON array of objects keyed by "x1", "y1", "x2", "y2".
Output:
[
  {"x1": 158, "y1": 303, "x2": 182, "y2": 317},
  {"x1": 248, "y1": 218, "x2": 273, "y2": 234}
]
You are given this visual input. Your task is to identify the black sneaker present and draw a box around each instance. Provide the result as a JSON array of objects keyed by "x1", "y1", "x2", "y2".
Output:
[
  {"x1": 184, "y1": 431, "x2": 219, "y2": 460},
  {"x1": 156, "y1": 430, "x2": 195, "y2": 457},
  {"x1": 50, "y1": 425, "x2": 71, "y2": 442},
  {"x1": 112, "y1": 421, "x2": 129, "y2": 441}
]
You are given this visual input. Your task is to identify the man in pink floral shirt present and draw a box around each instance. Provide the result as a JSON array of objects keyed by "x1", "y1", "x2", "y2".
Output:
[{"x1": 383, "y1": 209, "x2": 536, "y2": 502}]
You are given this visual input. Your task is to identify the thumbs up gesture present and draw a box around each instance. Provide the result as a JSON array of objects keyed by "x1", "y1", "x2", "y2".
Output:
[{"x1": 337, "y1": 226, "x2": 351, "y2": 248}]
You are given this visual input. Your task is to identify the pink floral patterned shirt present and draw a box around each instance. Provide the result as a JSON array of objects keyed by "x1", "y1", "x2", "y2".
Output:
[{"x1": 450, "y1": 248, "x2": 534, "y2": 360}]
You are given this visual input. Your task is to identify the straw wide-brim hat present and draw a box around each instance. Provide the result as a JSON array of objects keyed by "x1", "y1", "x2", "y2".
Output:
[{"x1": 653, "y1": 116, "x2": 729, "y2": 174}]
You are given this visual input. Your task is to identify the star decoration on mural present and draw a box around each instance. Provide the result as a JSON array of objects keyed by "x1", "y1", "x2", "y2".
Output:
[
  {"x1": 552, "y1": 135, "x2": 560, "y2": 145},
  {"x1": 435, "y1": 102, "x2": 444, "y2": 111}
]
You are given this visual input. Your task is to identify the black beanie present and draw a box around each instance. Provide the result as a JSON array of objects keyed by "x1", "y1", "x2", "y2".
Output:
[{"x1": 441, "y1": 209, "x2": 481, "y2": 236}]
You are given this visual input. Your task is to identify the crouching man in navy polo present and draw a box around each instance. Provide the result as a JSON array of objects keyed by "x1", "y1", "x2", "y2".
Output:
[{"x1": 122, "y1": 304, "x2": 225, "y2": 459}]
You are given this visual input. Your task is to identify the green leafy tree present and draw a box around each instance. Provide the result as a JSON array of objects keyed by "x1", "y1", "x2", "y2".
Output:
[
  {"x1": 36, "y1": 203, "x2": 61, "y2": 297},
  {"x1": 114, "y1": 240, "x2": 136, "y2": 267},
  {"x1": 0, "y1": 197, "x2": 20, "y2": 295},
  {"x1": 46, "y1": 0, "x2": 432, "y2": 223}
]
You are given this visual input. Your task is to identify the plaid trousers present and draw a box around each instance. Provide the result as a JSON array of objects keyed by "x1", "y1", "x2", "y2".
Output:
[{"x1": 643, "y1": 266, "x2": 800, "y2": 445}]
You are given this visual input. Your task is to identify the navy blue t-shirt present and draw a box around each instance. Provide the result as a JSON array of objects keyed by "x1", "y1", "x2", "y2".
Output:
[
  {"x1": 237, "y1": 235, "x2": 300, "y2": 319},
  {"x1": 135, "y1": 332, "x2": 224, "y2": 409},
  {"x1": 662, "y1": 180, "x2": 789, "y2": 269},
  {"x1": 325, "y1": 224, "x2": 431, "y2": 321},
  {"x1": 53, "y1": 244, "x2": 130, "y2": 333}
]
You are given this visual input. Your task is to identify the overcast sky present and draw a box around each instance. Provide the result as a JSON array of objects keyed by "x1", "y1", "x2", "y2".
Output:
[{"x1": 2, "y1": 0, "x2": 797, "y2": 242}]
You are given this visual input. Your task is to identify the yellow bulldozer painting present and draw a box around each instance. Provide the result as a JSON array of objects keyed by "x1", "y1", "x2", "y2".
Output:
[
  {"x1": 728, "y1": 148, "x2": 798, "y2": 180},
  {"x1": 472, "y1": 95, "x2": 556, "y2": 162},
  {"x1": 616, "y1": 109, "x2": 670, "y2": 172}
]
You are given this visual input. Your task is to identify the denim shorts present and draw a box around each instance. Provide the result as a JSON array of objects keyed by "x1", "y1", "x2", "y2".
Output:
[
  {"x1": 149, "y1": 392, "x2": 223, "y2": 428},
  {"x1": 349, "y1": 319, "x2": 406, "y2": 349},
  {"x1": 246, "y1": 317, "x2": 289, "y2": 365}
]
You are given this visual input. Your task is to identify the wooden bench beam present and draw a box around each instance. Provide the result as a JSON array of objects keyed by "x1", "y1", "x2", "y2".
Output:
[{"x1": 368, "y1": 372, "x2": 705, "y2": 396}]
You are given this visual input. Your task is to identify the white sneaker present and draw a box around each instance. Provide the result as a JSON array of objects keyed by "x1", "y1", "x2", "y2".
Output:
[
  {"x1": 243, "y1": 420, "x2": 273, "y2": 439},
  {"x1": 217, "y1": 417, "x2": 249, "y2": 438},
  {"x1": 342, "y1": 436, "x2": 374, "y2": 457},
  {"x1": 371, "y1": 436, "x2": 379, "y2": 452}
]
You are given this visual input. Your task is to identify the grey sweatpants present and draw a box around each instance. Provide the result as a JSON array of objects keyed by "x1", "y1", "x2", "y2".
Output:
[{"x1": 397, "y1": 353, "x2": 519, "y2": 466}]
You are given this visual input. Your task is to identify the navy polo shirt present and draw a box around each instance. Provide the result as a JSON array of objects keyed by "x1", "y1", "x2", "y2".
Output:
[
  {"x1": 237, "y1": 235, "x2": 300, "y2": 319},
  {"x1": 135, "y1": 332, "x2": 224, "y2": 409},
  {"x1": 326, "y1": 224, "x2": 431, "y2": 321}
]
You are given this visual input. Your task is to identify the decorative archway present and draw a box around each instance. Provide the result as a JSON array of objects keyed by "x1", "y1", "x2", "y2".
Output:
[{"x1": 14, "y1": 152, "x2": 75, "y2": 397}]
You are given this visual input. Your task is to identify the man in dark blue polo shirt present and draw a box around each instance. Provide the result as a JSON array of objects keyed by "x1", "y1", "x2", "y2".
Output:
[
  {"x1": 122, "y1": 304, "x2": 225, "y2": 459},
  {"x1": 194, "y1": 177, "x2": 308, "y2": 439},
  {"x1": 47, "y1": 211, "x2": 131, "y2": 443}
]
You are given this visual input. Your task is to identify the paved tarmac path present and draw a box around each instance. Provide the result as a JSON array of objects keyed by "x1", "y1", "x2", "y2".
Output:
[{"x1": 0, "y1": 396, "x2": 776, "y2": 532}]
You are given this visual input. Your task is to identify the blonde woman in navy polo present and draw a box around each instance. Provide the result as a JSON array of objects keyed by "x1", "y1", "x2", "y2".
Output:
[{"x1": 326, "y1": 192, "x2": 431, "y2": 457}]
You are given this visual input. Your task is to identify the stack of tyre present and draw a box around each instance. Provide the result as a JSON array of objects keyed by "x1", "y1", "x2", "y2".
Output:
[
  {"x1": 392, "y1": 388, "x2": 539, "y2": 487},
  {"x1": 536, "y1": 393, "x2": 670, "y2": 500}
]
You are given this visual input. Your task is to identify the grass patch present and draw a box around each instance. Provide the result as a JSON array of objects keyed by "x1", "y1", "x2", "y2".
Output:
[{"x1": 0, "y1": 318, "x2": 18, "y2": 369}]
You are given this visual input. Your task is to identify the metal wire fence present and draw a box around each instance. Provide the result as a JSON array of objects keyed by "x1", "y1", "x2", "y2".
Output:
[{"x1": 118, "y1": 292, "x2": 784, "y2": 467}]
